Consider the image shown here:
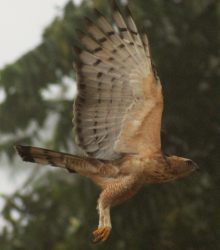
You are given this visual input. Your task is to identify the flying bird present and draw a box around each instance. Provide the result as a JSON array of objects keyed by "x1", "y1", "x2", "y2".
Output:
[{"x1": 16, "y1": 1, "x2": 199, "y2": 243}]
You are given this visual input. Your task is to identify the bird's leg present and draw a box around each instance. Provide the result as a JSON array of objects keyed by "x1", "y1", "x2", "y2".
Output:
[
  {"x1": 92, "y1": 175, "x2": 143, "y2": 243},
  {"x1": 92, "y1": 190, "x2": 114, "y2": 244},
  {"x1": 92, "y1": 201, "x2": 111, "y2": 244}
]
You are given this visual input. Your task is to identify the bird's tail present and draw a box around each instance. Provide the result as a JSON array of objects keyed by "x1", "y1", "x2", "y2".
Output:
[{"x1": 15, "y1": 145, "x2": 99, "y2": 173}]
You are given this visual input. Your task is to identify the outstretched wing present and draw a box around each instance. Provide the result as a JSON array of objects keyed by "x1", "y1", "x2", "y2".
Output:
[{"x1": 73, "y1": 2, "x2": 163, "y2": 160}]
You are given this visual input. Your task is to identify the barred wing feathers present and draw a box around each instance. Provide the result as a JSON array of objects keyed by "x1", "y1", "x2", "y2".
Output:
[{"x1": 73, "y1": 2, "x2": 163, "y2": 160}]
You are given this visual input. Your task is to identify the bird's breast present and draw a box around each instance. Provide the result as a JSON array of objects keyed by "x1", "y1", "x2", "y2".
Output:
[
  {"x1": 117, "y1": 155, "x2": 174, "y2": 183},
  {"x1": 143, "y1": 159, "x2": 174, "y2": 183}
]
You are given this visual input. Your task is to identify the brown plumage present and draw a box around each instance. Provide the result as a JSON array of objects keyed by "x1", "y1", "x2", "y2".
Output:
[{"x1": 15, "y1": 1, "x2": 199, "y2": 243}]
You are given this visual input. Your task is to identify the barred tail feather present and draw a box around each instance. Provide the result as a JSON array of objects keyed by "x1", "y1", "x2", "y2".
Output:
[{"x1": 15, "y1": 145, "x2": 85, "y2": 173}]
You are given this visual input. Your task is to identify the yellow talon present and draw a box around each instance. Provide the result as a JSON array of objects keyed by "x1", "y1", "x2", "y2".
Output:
[{"x1": 92, "y1": 227, "x2": 111, "y2": 243}]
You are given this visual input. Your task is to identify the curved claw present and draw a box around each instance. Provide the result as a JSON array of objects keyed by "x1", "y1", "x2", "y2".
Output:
[{"x1": 92, "y1": 227, "x2": 111, "y2": 244}]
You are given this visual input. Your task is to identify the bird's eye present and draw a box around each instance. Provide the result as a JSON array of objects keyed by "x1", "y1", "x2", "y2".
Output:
[{"x1": 186, "y1": 160, "x2": 193, "y2": 166}]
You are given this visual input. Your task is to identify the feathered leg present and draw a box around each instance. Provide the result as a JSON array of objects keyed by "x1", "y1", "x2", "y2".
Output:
[{"x1": 92, "y1": 175, "x2": 143, "y2": 243}]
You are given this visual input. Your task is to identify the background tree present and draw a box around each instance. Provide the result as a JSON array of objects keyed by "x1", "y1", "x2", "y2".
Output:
[{"x1": 0, "y1": 0, "x2": 220, "y2": 249}]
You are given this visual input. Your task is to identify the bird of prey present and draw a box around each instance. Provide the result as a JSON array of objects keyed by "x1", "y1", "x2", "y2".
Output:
[{"x1": 16, "y1": 1, "x2": 199, "y2": 243}]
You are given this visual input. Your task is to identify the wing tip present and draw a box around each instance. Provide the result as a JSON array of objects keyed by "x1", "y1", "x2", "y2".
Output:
[
  {"x1": 110, "y1": 0, "x2": 118, "y2": 11},
  {"x1": 84, "y1": 16, "x2": 94, "y2": 27},
  {"x1": 93, "y1": 7, "x2": 103, "y2": 18},
  {"x1": 124, "y1": 3, "x2": 132, "y2": 17}
]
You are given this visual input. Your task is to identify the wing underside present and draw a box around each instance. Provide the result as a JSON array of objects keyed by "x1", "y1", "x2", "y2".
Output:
[{"x1": 73, "y1": 1, "x2": 163, "y2": 160}]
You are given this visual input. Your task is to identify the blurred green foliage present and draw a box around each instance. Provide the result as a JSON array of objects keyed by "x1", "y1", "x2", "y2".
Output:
[{"x1": 0, "y1": 0, "x2": 220, "y2": 249}]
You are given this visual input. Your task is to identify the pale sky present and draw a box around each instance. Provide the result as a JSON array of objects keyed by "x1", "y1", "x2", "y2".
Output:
[
  {"x1": 0, "y1": 0, "x2": 81, "y2": 188},
  {"x1": 0, "y1": 0, "x2": 81, "y2": 69}
]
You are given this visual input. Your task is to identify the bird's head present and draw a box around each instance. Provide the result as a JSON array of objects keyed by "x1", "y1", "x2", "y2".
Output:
[{"x1": 166, "y1": 155, "x2": 199, "y2": 179}]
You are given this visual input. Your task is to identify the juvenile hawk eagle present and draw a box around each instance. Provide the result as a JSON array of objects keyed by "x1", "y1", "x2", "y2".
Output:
[{"x1": 16, "y1": 1, "x2": 199, "y2": 243}]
